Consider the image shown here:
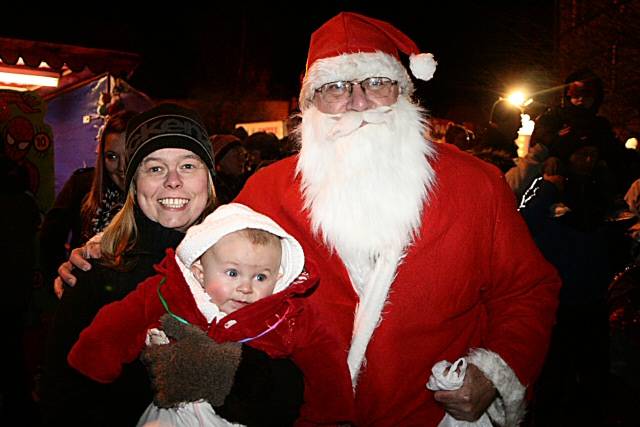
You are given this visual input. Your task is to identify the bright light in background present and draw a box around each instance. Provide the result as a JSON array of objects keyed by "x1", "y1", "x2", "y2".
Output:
[
  {"x1": 626, "y1": 138, "x2": 638, "y2": 150},
  {"x1": 0, "y1": 61, "x2": 60, "y2": 88},
  {"x1": 516, "y1": 114, "x2": 535, "y2": 158},
  {"x1": 0, "y1": 70, "x2": 59, "y2": 87},
  {"x1": 519, "y1": 114, "x2": 535, "y2": 136},
  {"x1": 506, "y1": 90, "x2": 528, "y2": 107}
]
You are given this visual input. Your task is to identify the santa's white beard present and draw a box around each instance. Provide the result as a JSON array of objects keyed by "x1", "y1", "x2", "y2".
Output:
[{"x1": 296, "y1": 97, "x2": 437, "y2": 291}]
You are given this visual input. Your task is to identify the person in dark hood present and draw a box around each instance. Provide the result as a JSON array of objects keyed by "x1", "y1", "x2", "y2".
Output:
[
  {"x1": 556, "y1": 69, "x2": 608, "y2": 155},
  {"x1": 541, "y1": 69, "x2": 630, "y2": 193},
  {"x1": 563, "y1": 69, "x2": 604, "y2": 112}
]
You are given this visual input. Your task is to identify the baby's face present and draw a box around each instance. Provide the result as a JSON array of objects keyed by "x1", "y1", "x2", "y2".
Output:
[{"x1": 196, "y1": 231, "x2": 282, "y2": 314}]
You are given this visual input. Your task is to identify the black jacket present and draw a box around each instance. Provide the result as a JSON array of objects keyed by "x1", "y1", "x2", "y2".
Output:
[
  {"x1": 40, "y1": 211, "x2": 185, "y2": 426},
  {"x1": 39, "y1": 168, "x2": 94, "y2": 288}
]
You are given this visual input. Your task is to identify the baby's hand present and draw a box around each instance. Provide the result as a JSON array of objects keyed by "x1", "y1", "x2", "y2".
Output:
[{"x1": 146, "y1": 328, "x2": 170, "y2": 346}]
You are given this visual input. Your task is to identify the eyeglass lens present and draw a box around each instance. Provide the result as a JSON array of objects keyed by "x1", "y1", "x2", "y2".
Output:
[{"x1": 317, "y1": 77, "x2": 396, "y2": 103}]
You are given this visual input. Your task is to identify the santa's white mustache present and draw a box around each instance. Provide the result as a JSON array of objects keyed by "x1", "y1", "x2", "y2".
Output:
[{"x1": 326, "y1": 106, "x2": 394, "y2": 141}]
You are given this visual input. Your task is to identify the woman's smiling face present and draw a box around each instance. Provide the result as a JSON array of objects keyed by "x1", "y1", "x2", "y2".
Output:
[{"x1": 135, "y1": 148, "x2": 210, "y2": 231}]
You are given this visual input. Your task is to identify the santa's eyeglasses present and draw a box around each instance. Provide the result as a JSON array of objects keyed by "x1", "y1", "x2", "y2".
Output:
[{"x1": 314, "y1": 77, "x2": 398, "y2": 103}]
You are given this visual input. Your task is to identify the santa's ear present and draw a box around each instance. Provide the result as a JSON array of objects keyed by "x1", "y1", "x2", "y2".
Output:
[{"x1": 190, "y1": 261, "x2": 205, "y2": 285}]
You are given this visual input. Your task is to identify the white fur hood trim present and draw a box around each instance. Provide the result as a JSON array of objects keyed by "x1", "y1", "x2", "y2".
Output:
[
  {"x1": 176, "y1": 254, "x2": 226, "y2": 324},
  {"x1": 177, "y1": 203, "x2": 305, "y2": 296}
]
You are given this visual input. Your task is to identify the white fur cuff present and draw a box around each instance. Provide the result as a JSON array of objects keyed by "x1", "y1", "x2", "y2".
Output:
[{"x1": 468, "y1": 348, "x2": 526, "y2": 427}]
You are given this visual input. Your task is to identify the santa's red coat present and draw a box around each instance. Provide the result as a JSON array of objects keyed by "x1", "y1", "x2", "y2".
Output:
[{"x1": 235, "y1": 143, "x2": 560, "y2": 426}]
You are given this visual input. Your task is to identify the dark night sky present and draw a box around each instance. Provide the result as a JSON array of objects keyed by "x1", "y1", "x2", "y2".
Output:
[{"x1": 2, "y1": 2, "x2": 556, "y2": 124}]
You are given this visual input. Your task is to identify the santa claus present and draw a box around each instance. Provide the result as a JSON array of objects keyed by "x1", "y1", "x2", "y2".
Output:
[{"x1": 235, "y1": 12, "x2": 559, "y2": 426}]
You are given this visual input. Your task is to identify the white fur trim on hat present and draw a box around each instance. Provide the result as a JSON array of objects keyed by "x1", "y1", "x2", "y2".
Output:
[
  {"x1": 300, "y1": 51, "x2": 414, "y2": 111},
  {"x1": 176, "y1": 203, "x2": 305, "y2": 295}
]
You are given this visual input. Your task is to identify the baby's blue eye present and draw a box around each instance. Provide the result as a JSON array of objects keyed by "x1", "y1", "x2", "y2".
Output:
[
  {"x1": 226, "y1": 269, "x2": 238, "y2": 278},
  {"x1": 256, "y1": 274, "x2": 267, "y2": 282}
]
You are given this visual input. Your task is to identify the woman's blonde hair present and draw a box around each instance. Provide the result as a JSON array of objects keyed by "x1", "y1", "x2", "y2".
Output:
[{"x1": 100, "y1": 171, "x2": 217, "y2": 271}]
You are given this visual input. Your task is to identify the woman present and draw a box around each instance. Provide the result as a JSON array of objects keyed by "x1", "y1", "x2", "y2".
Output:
[
  {"x1": 40, "y1": 110, "x2": 136, "y2": 290},
  {"x1": 42, "y1": 104, "x2": 304, "y2": 427},
  {"x1": 40, "y1": 104, "x2": 217, "y2": 426}
]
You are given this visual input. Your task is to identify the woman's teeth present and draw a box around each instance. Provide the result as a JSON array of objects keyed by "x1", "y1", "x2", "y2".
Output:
[{"x1": 158, "y1": 198, "x2": 189, "y2": 208}]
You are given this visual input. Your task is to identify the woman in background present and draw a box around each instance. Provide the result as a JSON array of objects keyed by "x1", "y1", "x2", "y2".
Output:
[{"x1": 40, "y1": 110, "x2": 136, "y2": 294}]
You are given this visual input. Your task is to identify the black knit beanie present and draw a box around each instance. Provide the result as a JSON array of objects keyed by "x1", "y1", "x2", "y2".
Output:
[{"x1": 124, "y1": 103, "x2": 215, "y2": 189}]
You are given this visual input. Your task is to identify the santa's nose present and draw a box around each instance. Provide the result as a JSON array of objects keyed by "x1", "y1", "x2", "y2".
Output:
[{"x1": 348, "y1": 84, "x2": 369, "y2": 112}]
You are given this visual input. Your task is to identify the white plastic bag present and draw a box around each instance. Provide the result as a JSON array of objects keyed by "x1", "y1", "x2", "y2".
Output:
[{"x1": 426, "y1": 358, "x2": 492, "y2": 427}]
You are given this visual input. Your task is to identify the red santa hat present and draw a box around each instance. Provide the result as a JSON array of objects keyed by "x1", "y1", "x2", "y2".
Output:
[{"x1": 299, "y1": 12, "x2": 437, "y2": 110}]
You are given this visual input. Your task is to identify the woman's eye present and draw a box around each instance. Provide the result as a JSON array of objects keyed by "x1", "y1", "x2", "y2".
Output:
[
  {"x1": 226, "y1": 269, "x2": 238, "y2": 278},
  {"x1": 105, "y1": 153, "x2": 118, "y2": 161},
  {"x1": 149, "y1": 166, "x2": 163, "y2": 173}
]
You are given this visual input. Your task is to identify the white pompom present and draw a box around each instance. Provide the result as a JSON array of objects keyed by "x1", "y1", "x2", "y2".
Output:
[{"x1": 409, "y1": 53, "x2": 437, "y2": 81}]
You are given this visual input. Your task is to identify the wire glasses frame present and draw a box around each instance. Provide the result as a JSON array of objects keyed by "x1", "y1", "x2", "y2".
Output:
[{"x1": 314, "y1": 77, "x2": 398, "y2": 103}]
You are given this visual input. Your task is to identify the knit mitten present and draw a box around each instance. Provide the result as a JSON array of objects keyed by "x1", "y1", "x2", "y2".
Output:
[{"x1": 141, "y1": 314, "x2": 242, "y2": 408}]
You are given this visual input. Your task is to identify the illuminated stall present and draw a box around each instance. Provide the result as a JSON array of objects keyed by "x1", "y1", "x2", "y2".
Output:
[{"x1": 0, "y1": 38, "x2": 148, "y2": 211}]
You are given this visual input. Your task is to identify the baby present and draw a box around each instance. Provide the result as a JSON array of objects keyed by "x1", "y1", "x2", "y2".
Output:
[{"x1": 68, "y1": 203, "x2": 354, "y2": 426}]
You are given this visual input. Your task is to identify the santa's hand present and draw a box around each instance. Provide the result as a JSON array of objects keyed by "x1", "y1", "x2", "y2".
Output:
[
  {"x1": 140, "y1": 314, "x2": 242, "y2": 408},
  {"x1": 55, "y1": 248, "x2": 92, "y2": 298},
  {"x1": 433, "y1": 363, "x2": 496, "y2": 421},
  {"x1": 55, "y1": 235, "x2": 103, "y2": 297},
  {"x1": 53, "y1": 277, "x2": 66, "y2": 299}
]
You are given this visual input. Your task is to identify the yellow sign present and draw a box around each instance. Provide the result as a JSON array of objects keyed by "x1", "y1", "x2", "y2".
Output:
[{"x1": 235, "y1": 120, "x2": 285, "y2": 139}]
